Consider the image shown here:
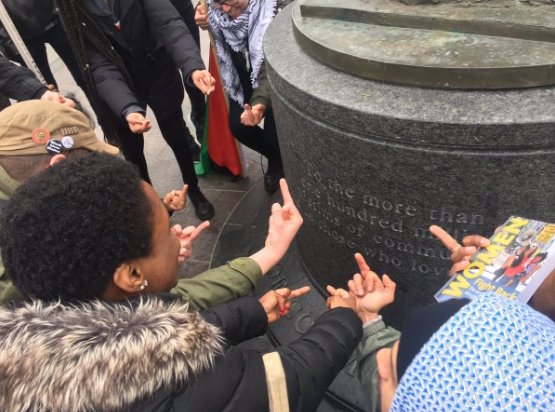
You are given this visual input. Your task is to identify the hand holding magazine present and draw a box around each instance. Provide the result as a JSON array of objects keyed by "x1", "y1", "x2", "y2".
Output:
[{"x1": 434, "y1": 216, "x2": 555, "y2": 303}]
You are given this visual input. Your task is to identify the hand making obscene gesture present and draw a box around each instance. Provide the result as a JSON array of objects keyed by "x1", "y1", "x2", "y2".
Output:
[
  {"x1": 259, "y1": 286, "x2": 311, "y2": 323},
  {"x1": 171, "y1": 221, "x2": 210, "y2": 263},
  {"x1": 327, "y1": 253, "x2": 396, "y2": 324},
  {"x1": 248, "y1": 179, "x2": 304, "y2": 275},
  {"x1": 264, "y1": 179, "x2": 304, "y2": 258},
  {"x1": 429, "y1": 225, "x2": 490, "y2": 275},
  {"x1": 163, "y1": 185, "x2": 188, "y2": 213}
]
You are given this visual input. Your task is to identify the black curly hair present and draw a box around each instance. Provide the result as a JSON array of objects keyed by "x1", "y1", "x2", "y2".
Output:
[{"x1": 0, "y1": 153, "x2": 153, "y2": 301}]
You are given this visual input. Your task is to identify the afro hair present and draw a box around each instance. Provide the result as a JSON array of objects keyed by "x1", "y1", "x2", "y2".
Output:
[{"x1": 0, "y1": 153, "x2": 153, "y2": 301}]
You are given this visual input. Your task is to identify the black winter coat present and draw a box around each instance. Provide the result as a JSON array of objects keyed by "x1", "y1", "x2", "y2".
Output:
[
  {"x1": 0, "y1": 296, "x2": 362, "y2": 411},
  {"x1": 137, "y1": 298, "x2": 363, "y2": 412},
  {"x1": 83, "y1": 0, "x2": 204, "y2": 120},
  {"x1": 0, "y1": 55, "x2": 47, "y2": 101}
]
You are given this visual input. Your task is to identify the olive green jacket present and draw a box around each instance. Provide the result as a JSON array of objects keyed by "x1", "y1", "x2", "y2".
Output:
[
  {"x1": 171, "y1": 257, "x2": 262, "y2": 310},
  {"x1": 355, "y1": 319, "x2": 401, "y2": 412}
]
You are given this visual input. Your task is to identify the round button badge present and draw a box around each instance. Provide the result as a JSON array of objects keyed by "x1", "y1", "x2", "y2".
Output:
[
  {"x1": 31, "y1": 128, "x2": 51, "y2": 145},
  {"x1": 61, "y1": 135, "x2": 75, "y2": 149}
]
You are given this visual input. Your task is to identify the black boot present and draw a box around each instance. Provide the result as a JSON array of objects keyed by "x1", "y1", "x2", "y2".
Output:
[
  {"x1": 188, "y1": 185, "x2": 215, "y2": 220},
  {"x1": 264, "y1": 156, "x2": 284, "y2": 193}
]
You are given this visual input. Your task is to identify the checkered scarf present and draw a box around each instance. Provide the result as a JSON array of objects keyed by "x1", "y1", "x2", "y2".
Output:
[{"x1": 208, "y1": 0, "x2": 277, "y2": 105}]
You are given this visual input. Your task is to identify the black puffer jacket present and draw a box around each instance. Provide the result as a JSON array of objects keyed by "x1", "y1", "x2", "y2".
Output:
[
  {"x1": 82, "y1": 0, "x2": 204, "y2": 119},
  {"x1": 0, "y1": 55, "x2": 47, "y2": 100},
  {"x1": 0, "y1": 296, "x2": 362, "y2": 411}
]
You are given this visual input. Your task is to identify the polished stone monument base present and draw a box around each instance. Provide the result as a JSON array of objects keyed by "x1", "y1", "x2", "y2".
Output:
[{"x1": 265, "y1": 2, "x2": 555, "y2": 327}]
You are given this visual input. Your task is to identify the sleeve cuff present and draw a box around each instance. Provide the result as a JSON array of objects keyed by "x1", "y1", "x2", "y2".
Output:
[
  {"x1": 362, "y1": 315, "x2": 383, "y2": 329},
  {"x1": 185, "y1": 68, "x2": 206, "y2": 87},
  {"x1": 121, "y1": 104, "x2": 146, "y2": 119},
  {"x1": 30, "y1": 85, "x2": 49, "y2": 100},
  {"x1": 249, "y1": 95, "x2": 270, "y2": 108},
  {"x1": 228, "y1": 257, "x2": 263, "y2": 287},
  {"x1": 362, "y1": 317, "x2": 387, "y2": 336}
]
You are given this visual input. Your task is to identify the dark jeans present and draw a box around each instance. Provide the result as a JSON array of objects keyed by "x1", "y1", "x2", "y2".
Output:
[
  {"x1": 228, "y1": 99, "x2": 281, "y2": 161},
  {"x1": 116, "y1": 108, "x2": 198, "y2": 187},
  {"x1": 24, "y1": 22, "x2": 84, "y2": 89}
]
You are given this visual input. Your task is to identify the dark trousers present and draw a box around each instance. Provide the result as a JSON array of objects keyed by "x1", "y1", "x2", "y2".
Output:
[
  {"x1": 177, "y1": 1, "x2": 206, "y2": 119},
  {"x1": 105, "y1": 49, "x2": 197, "y2": 187},
  {"x1": 228, "y1": 99, "x2": 281, "y2": 161},
  {"x1": 24, "y1": 22, "x2": 84, "y2": 90},
  {"x1": 116, "y1": 107, "x2": 198, "y2": 187}
]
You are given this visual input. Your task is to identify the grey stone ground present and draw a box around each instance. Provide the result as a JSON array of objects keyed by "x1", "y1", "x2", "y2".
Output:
[{"x1": 47, "y1": 29, "x2": 267, "y2": 279}]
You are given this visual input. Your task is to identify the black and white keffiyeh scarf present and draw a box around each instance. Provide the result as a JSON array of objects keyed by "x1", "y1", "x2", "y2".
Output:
[{"x1": 208, "y1": 0, "x2": 277, "y2": 105}]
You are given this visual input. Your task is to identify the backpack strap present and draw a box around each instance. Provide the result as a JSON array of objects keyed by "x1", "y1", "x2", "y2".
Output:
[{"x1": 262, "y1": 351, "x2": 290, "y2": 412}]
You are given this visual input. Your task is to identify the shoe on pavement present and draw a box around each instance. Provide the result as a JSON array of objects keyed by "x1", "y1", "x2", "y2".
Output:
[{"x1": 188, "y1": 186, "x2": 215, "y2": 220}]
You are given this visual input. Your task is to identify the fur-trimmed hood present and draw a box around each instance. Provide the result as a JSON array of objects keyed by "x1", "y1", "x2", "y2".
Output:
[{"x1": 0, "y1": 298, "x2": 224, "y2": 411}]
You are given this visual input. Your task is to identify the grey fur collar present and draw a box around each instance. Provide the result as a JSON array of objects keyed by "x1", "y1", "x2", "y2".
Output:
[{"x1": 0, "y1": 298, "x2": 224, "y2": 411}]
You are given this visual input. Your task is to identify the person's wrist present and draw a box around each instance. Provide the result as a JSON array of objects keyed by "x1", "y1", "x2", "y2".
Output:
[
  {"x1": 263, "y1": 243, "x2": 287, "y2": 261},
  {"x1": 358, "y1": 310, "x2": 380, "y2": 325},
  {"x1": 250, "y1": 246, "x2": 281, "y2": 275}
]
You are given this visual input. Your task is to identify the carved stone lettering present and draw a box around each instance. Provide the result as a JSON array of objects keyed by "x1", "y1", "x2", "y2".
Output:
[{"x1": 299, "y1": 162, "x2": 486, "y2": 275}]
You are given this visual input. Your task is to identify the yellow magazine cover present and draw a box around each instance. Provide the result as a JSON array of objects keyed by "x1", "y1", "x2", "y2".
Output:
[{"x1": 435, "y1": 216, "x2": 555, "y2": 303}]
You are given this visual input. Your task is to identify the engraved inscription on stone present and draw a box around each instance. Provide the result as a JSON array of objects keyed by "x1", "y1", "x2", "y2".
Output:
[{"x1": 299, "y1": 159, "x2": 487, "y2": 276}]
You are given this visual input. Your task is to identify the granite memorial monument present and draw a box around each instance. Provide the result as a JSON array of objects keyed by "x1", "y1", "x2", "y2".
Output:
[{"x1": 264, "y1": 0, "x2": 555, "y2": 326}]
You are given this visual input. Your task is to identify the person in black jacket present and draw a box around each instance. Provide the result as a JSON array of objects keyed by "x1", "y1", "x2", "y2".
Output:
[
  {"x1": 0, "y1": 55, "x2": 75, "y2": 107},
  {"x1": 56, "y1": 0, "x2": 216, "y2": 220},
  {"x1": 0, "y1": 153, "x2": 365, "y2": 411}
]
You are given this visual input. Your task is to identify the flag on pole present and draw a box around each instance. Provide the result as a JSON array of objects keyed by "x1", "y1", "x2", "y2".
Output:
[
  {"x1": 195, "y1": 46, "x2": 243, "y2": 176},
  {"x1": 194, "y1": 0, "x2": 243, "y2": 176}
]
